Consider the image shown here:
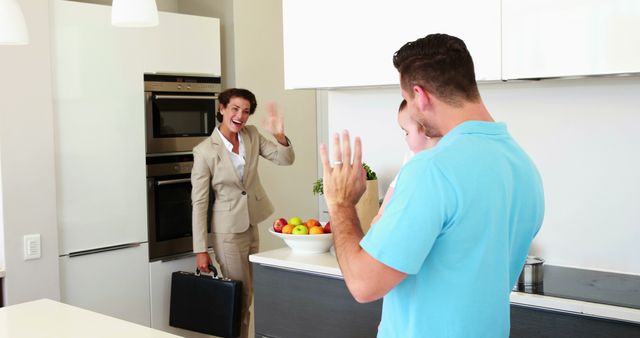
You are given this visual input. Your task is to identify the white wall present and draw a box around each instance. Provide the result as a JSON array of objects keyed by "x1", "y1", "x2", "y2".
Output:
[
  {"x1": 231, "y1": 0, "x2": 318, "y2": 252},
  {"x1": 324, "y1": 76, "x2": 640, "y2": 275},
  {"x1": 482, "y1": 76, "x2": 640, "y2": 274},
  {"x1": 323, "y1": 88, "x2": 407, "y2": 192},
  {"x1": 0, "y1": 0, "x2": 61, "y2": 304}
]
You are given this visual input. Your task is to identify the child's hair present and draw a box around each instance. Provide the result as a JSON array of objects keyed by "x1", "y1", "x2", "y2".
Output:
[
  {"x1": 398, "y1": 99, "x2": 428, "y2": 137},
  {"x1": 398, "y1": 99, "x2": 408, "y2": 112}
]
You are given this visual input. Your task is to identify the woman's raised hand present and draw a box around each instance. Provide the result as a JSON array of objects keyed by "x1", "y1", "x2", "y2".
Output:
[{"x1": 263, "y1": 102, "x2": 288, "y2": 145}]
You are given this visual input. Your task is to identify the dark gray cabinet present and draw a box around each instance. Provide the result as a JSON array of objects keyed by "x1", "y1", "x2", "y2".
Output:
[
  {"x1": 253, "y1": 263, "x2": 382, "y2": 338},
  {"x1": 252, "y1": 262, "x2": 640, "y2": 338},
  {"x1": 510, "y1": 304, "x2": 640, "y2": 338}
]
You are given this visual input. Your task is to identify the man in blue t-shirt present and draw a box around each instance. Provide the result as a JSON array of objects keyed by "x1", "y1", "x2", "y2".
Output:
[{"x1": 319, "y1": 33, "x2": 544, "y2": 337}]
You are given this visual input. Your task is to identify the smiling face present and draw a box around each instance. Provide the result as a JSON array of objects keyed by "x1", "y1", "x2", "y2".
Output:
[{"x1": 219, "y1": 97, "x2": 251, "y2": 134}]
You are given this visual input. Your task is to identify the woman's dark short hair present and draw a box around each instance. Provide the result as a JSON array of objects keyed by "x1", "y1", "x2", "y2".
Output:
[
  {"x1": 217, "y1": 88, "x2": 257, "y2": 122},
  {"x1": 393, "y1": 33, "x2": 480, "y2": 107}
]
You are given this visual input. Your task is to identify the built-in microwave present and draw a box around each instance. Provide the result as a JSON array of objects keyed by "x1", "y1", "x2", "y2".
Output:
[{"x1": 144, "y1": 73, "x2": 222, "y2": 155}]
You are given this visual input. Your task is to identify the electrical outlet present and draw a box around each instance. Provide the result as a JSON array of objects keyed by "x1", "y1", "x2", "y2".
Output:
[{"x1": 23, "y1": 234, "x2": 41, "y2": 260}]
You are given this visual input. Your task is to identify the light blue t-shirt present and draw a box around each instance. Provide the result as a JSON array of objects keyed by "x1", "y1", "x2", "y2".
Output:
[{"x1": 361, "y1": 121, "x2": 544, "y2": 338}]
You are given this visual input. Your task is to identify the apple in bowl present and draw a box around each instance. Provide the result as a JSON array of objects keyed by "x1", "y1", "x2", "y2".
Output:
[
  {"x1": 292, "y1": 224, "x2": 309, "y2": 235},
  {"x1": 323, "y1": 221, "x2": 331, "y2": 233},
  {"x1": 272, "y1": 218, "x2": 288, "y2": 233}
]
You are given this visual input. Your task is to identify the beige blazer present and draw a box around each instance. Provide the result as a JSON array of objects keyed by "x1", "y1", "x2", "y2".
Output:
[{"x1": 191, "y1": 125, "x2": 295, "y2": 253}]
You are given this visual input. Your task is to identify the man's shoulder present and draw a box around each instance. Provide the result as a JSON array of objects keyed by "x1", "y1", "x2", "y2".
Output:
[{"x1": 406, "y1": 147, "x2": 446, "y2": 171}]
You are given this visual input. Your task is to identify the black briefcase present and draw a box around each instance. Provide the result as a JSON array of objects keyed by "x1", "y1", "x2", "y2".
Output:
[{"x1": 169, "y1": 265, "x2": 243, "y2": 338}]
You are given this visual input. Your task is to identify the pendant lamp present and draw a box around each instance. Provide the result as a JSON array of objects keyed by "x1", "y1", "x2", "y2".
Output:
[
  {"x1": 111, "y1": 0, "x2": 159, "y2": 27},
  {"x1": 0, "y1": 0, "x2": 29, "y2": 45}
]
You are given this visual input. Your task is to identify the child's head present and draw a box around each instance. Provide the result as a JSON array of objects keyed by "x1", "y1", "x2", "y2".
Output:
[{"x1": 398, "y1": 99, "x2": 439, "y2": 153}]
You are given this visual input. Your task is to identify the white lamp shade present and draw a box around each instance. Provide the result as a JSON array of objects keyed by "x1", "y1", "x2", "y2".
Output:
[
  {"x1": 111, "y1": 0, "x2": 159, "y2": 27},
  {"x1": 0, "y1": 0, "x2": 29, "y2": 45}
]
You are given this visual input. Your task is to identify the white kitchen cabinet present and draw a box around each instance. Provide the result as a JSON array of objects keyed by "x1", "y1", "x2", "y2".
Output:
[
  {"x1": 146, "y1": 11, "x2": 222, "y2": 76},
  {"x1": 149, "y1": 253, "x2": 215, "y2": 337},
  {"x1": 59, "y1": 243, "x2": 151, "y2": 326},
  {"x1": 502, "y1": 0, "x2": 640, "y2": 79},
  {"x1": 282, "y1": 0, "x2": 501, "y2": 89},
  {"x1": 51, "y1": 0, "x2": 221, "y2": 254}
]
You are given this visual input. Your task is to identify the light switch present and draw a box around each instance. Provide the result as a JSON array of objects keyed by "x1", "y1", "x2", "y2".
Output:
[{"x1": 23, "y1": 234, "x2": 41, "y2": 260}]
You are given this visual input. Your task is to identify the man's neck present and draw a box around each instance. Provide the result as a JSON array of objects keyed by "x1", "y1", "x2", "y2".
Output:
[{"x1": 437, "y1": 100, "x2": 494, "y2": 136}]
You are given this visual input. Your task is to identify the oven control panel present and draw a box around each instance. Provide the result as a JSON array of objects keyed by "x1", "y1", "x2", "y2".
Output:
[
  {"x1": 147, "y1": 161, "x2": 193, "y2": 177},
  {"x1": 146, "y1": 153, "x2": 195, "y2": 177}
]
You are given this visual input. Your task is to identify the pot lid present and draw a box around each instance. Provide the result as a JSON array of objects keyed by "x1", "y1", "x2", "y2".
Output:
[{"x1": 525, "y1": 256, "x2": 545, "y2": 265}]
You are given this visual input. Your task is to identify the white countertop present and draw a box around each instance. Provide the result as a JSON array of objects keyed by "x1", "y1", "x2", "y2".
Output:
[
  {"x1": 0, "y1": 299, "x2": 180, "y2": 338},
  {"x1": 250, "y1": 247, "x2": 341, "y2": 277},
  {"x1": 250, "y1": 248, "x2": 640, "y2": 324}
]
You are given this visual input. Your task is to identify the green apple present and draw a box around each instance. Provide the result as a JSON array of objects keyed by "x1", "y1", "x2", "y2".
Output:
[
  {"x1": 288, "y1": 217, "x2": 304, "y2": 226},
  {"x1": 291, "y1": 224, "x2": 309, "y2": 235}
]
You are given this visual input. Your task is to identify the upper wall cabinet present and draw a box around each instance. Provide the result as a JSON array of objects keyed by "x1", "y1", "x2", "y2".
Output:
[
  {"x1": 282, "y1": 0, "x2": 501, "y2": 89},
  {"x1": 503, "y1": 0, "x2": 640, "y2": 79}
]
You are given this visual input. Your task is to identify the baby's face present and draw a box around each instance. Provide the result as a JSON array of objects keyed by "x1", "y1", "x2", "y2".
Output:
[{"x1": 398, "y1": 110, "x2": 433, "y2": 153}]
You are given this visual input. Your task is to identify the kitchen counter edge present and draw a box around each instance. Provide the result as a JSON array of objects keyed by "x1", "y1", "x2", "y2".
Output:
[{"x1": 250, "y1": 248, "x2": 640, "y2": 324}]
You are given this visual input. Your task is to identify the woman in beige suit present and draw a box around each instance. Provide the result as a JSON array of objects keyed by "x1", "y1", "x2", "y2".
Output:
[{"x1": 191, "y1": 88, "x2": 294, "y2": 338}]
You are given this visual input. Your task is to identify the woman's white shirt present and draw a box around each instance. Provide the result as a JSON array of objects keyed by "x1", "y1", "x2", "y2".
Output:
[{"x1": 216, "y1": 127, "x2": 246, "y2": 183}]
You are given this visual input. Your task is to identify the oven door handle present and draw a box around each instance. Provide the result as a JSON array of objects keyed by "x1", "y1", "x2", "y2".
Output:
[
  {"x1": 153, "y1": 95, "x2": 218, "y2": 100},
  {"x1": 156, "y1": 178, "x2": 192, "y2": 186}
]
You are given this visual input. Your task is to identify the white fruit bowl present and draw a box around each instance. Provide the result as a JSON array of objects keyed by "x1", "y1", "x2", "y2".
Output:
[{"x1": 268, "y1": 228, "x2": 333, "y2": 254}]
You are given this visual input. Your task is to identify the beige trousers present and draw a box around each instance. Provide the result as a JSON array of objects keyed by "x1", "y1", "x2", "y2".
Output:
[{"x1": 211, "y1": 225, "x2": 259, "y2": 338}]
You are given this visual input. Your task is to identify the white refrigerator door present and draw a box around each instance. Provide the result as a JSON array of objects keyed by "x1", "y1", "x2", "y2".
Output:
[
  {"x1": 51, "y1": 1, "x2": 222, "y2": 254},
  {"x1": 51, "y1": 0, "x2": 147, "y2": 253},
  {"x1": 59, "y1": 243, "x2": 151, "y2": 326},
  {"x1": 149, "y1": 253, "x2": 216, "y2": 337}
]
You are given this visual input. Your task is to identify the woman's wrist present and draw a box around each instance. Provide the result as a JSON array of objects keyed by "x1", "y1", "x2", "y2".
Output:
[{"x1": 275, "y1": 133, "x2": 288, "y2": 146}]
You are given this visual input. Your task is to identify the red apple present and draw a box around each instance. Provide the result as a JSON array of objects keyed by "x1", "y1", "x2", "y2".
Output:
[
  {"x1": 273, "y1": 218, "x2": 288, "y2": 233},
  {"x1": 323, "y1": 221, "x2": 331, "y2": 233}
]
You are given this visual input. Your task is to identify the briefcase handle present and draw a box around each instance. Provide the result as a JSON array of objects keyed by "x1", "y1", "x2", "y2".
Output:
[{"x1": 195, "y1": 264, "x2": 219, "y2": 278}]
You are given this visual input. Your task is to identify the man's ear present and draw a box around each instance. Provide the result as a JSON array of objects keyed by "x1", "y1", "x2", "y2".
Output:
[{"x1": 413, "y1": 85, "x2": 430, "y2": 111}]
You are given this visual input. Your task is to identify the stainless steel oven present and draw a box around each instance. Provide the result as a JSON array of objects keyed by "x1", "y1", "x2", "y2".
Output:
[
  {"x1": 144, "y1": 73, "x2": 221, "y2": 155},
  {"x1": 146, "y1": 154, "x2": 212, "y2": 261}
]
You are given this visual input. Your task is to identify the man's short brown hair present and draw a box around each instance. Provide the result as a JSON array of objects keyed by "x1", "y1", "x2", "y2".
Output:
[{"x1": 393, "y1": 34, "x2": 480, "y2": 107}]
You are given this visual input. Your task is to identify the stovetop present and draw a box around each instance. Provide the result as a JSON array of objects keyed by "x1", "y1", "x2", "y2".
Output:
[{"x1": 515, "y1": 265, "x2": 640, "y2": 310}]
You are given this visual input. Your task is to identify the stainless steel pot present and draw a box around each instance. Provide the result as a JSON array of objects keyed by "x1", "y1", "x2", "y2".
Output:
[{"x1": 517, "y1": 256, "x2": 544, "y2": 293}]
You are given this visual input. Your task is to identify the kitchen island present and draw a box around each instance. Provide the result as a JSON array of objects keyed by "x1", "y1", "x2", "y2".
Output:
[
  {"x1": 0, "y1": 298, "x2": 179, "y2": 337},
  {"x1": 250, "y1": 248, "x2": 640, "y2": 338},
  {"x1": 250, "y1": 248, "x2": 381, "y2": 338}
]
